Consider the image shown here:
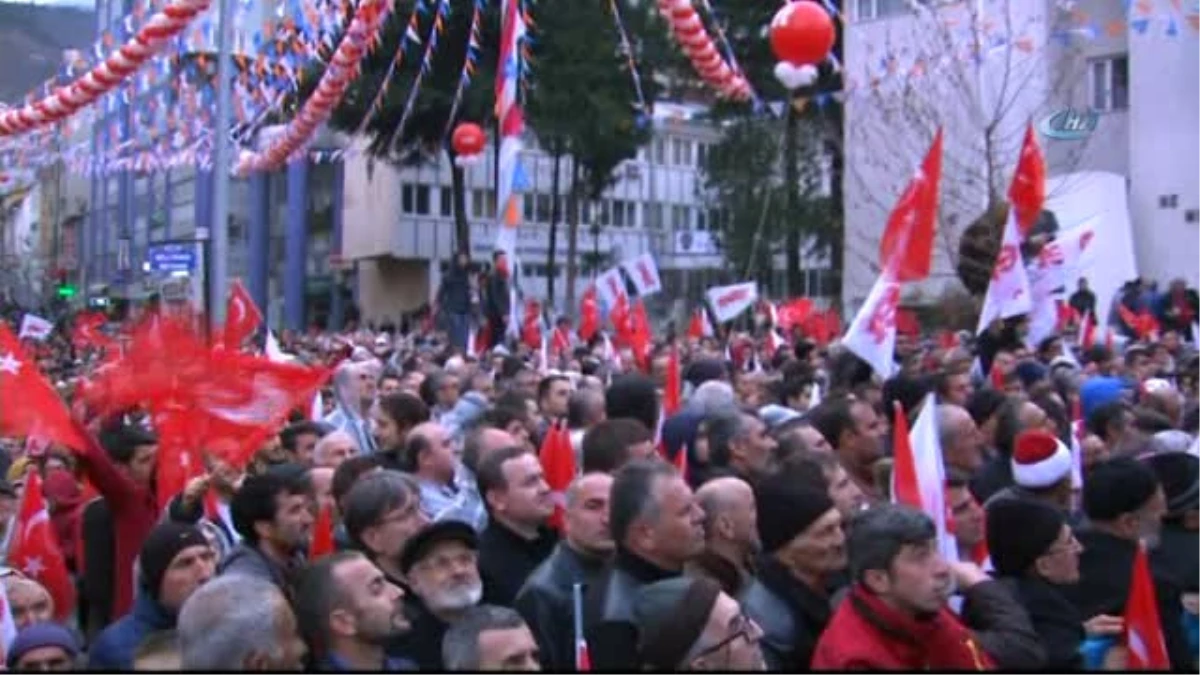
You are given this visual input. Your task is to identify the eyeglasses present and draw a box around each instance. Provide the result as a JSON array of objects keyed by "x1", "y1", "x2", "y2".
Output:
[{"x1": 690, "y1": 612, "x2": 758, "y2": 662}]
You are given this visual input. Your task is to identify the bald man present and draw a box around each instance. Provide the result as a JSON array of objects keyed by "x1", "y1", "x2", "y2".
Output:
[
  {"x1": 938, "y1": 404, "x2": 985, "y2": 474},
  {"x1": 687, "y1": 477, "x2": 760, "y2": 595}
]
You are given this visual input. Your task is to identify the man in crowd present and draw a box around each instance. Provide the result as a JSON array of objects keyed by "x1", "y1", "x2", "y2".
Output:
[
  {"x1": 90, "y1": 523, "x2": 215, "y2": 669},
  {"x1": 514, "y1": 471, "x2": 613, "y2": 669},
  {"x1": 221, "y1": 467, "x2": 314, "y2": 601},
  {"x1": 688, "y1": 476, "x2": 760, "y2": 596},
  {"x1": 403, "y1": 422, "x2": 465, "y2": 521},
  {"x1": 807, "y1": 396, "x2": 887, "y2": 504},
  {"x1": 632, "y1": 576, "x2": 766, "y2": 671},
  {"x1": 341, "y1": 470, "x2": 428, "y2": 589},
  {"x1": 705, "y1": 408, "x2": 778, "y2": 484},
  {"x1": 295, "y1": 551, "x2": 412, "y2": 671},
  {"x1": 281, "y1": 421, "x2": 325, "y2": 468},
  {"x1": 581, "y1": 419, "x2": 656, "y2": 474},
  {"x1": 476, "y1": 446, "x2": 557, "y2": 606},
  {"x1": 313, "y1": 430, "x2": 360, "y2": 469},
  {"x1": 442, "y1": 605, "x2": 541, "y2": 671},
  {"x1": 6, "y1": 623, "x2": 81, "y2": 672},
  {"x1": 177, "y1": 574, "x2": 307, "y2": 670}
]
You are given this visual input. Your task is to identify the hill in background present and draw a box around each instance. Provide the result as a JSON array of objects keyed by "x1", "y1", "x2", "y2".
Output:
[{"x1": 0, "y1": 2, "x2": 96, "y2": 103}]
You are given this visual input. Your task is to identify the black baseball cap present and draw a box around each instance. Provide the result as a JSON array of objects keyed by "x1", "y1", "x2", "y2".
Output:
[{"x1": 399, "y1": 520, "x2": 478, "y2": 575}]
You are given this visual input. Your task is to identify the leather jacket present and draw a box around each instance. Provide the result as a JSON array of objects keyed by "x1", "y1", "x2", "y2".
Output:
[
  {"x1": 514, "y1": 542, "x2": 608, "y2": 670},
  {"x1": 582, "y1": 549, "x2": 677, "y2": 671}
]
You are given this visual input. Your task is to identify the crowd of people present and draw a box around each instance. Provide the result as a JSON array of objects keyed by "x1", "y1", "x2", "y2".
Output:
[{"x1": 0, "y1": 280, "x2": 1196, "y2": 672}]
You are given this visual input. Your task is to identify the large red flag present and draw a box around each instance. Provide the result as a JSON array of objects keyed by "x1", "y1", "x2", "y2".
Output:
[
  {"x1": 0, "y1": 324, "x2": 91, "y2": 452},
  {"x1": 309, "y1": 502, "x2": 336, "y2": 560},
  {"x1": 1124, "y1": 545, "x2": 1170, "y2": 670},
  {"x1": 8, "y1": 471, "x2": 76, "y2": 622},
  {"x1": 628, "y1": 300, "x2": 653, "y2": 371},
  {"x1": 663, "y1": 345, "x2": 682, "y2": 417},
  {"x1": 71, "y1": 311, "x2": 115, "y2": 352},
  {"x1": 223, "y1": 279, "x2": 263, "y2": 350},
  {"x1": 1008, "y1": 123, "x2": 1046, "y2": 236},
  {"x1": 878, "y1": 128, "x2": 943, "y2": 282}
]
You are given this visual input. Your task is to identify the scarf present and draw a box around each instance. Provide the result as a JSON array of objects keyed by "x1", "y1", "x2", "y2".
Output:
[{"x1": 848, "y1": 585, "x2": 993, "y2": 670}]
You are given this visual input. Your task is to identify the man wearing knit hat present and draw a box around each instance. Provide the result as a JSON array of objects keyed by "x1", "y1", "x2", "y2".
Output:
[
  {"x1": 985, "y1": 430, "x2": 1075, "y2": 515},
  {"x1": 89, "y1": 522, "x2": 215, "y2": 669},
  {"x1": 983, "y1": 499, "x2": 1120, "y2": 670},
  {"x1": 739, "y1": 473, "x2": 846, "y2": 670},
  {"x1": 632, "y1": 577, "x2": 764, "y2": 671},
  {"x1": 6, "y1": 622, "x2": 79, "y2": 671},
  {"x1": 1061, "y1": 457, "x2": 1193, "y2": 669}
]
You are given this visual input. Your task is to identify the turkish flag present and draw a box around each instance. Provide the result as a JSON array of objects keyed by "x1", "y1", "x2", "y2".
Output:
[
  {"x1": 0, "y1": 323, "x2": 91, "y2": 453},
  {"x1": 879, "y1": 128, "x2": 943, "y2": 282},
  {"x1": 1008, "y1": 123, "x2": 1046, "y2": 236},
  {"x1": 538, "y1": 422, "x2": 575, "y2": 532},
  {"x1": 687, "y1": 309, "x2": 712, "y2": 339},
  {"x1": 663, "y1": 345, "x2": 682, "y2": 417},
  {"x1": 1123, "y1": 545, "x2": 1170, "y2": 669},
  {"x1": 776, "y1": 298, "x2": 814, "y2": 332},
  {"x1": 71, "y1": 312, "x2": 115, "y2": 352},
  {"x1": 8, "y1": 472, "x2": 76, "y2": 623},
  {"x1": 578, "y1": 286, "x2": 600, "y2": 342},
  {"x1": 224, "y1": 279, "x2": 263, "y2": 351}
]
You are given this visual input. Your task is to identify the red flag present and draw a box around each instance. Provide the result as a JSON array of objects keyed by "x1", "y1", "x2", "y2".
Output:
[
  {"x1": 895, "y1": 308, "x2": 921, "y2": 338},
  {"x1": 1079, "y1": 310, "x2": 1097, "y2": 350},
  {"x1": 153, "y1": 403, "x2": 206, "y2": 510},
  {"x1": 539, "y1": 422, "x2": 575, "y2": 532},
  {"x1": 578, "y1": 286, "x2": 600, "y2": 342},
  {"x1": 8, "y1": 472, "x2": 76, "y2": 623},
  {"x1": 71, "y1": 311, "x2": 115, "y2": 352},
  {"x1": 776, "y1": 298, "x2": 814, "y2": 332},
  {"x1": 664, "y1": 345, "x2": 682, "y2": 417},
  {"x1": 628, "y1": 300, "x2": 653, "y2": 371},
  {"x1": 1008, "y1": 123, "x2": 1046, "y2": 236},
  {"x1": 522, "y1": 300, "x2": 543, "y2": 349},
  {"x1": 0, "y1": 324, "x2": 91, "y2": 452},
  {"x1": 879, "y1": 128, "x2": 943, "y2": 282},
  {"x1": 890, "y1": 403, "x2": 922, "y2": 509},
  {"x1": 223, "y1": 279, "x2": 263, "y2": 350},
  {"x1": 309, "y1": 502, "x2": 336, "y2": 560},
  {"x1": 1124, "y1": 545, "x2": 1170, "y2": 669},
  {"x1": 609, "y1": 294, "x2": 631, "y2": 340},
  {"x1": 686, "y1": 308, "x2": 712, "y2": 340}
]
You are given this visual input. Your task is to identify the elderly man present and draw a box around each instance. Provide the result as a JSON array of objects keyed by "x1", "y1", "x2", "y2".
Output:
[
  {"x1": 177, "y1": 574, "x2": 308, "y2": 670},
  {"x1": 391, "y1": 521, "x2": 484, "y2": 670},
  {"x1": 688, "y1": 477, "x2": 760, "y2": 596},
  {"x1": 632, "y1": 577, "x2": 766, "y2": 671},
  {"x1": 938, "y1": 404, "x2": 986, "y2": 476},
  {"x1": 706, "y1": 409, "x2": 778, "y2": 484},
  {"x1": 326, "y1": 362, "x2": 378, "y2": 456},
  {"x1": 314, "y1": 431, "x2": 360, "y2": 469}
]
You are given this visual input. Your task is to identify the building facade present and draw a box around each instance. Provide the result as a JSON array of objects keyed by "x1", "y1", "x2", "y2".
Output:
[
  {"x1": 842, "y1": 0, "x2": 1198, "y2": 310},
  {"x1": 341, "y1": 102, "x2": 834, "y2": 325}
]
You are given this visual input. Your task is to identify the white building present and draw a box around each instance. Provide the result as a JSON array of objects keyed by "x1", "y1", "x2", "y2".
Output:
[
  {"x1": 342, "y1": 102, "x2": 834, "y2": 324},
  {"x1": 842, "y1": 0, "x2": 1198, "y2": 310}
]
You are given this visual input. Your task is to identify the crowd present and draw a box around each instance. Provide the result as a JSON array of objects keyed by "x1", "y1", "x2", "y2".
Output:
[{"x1": 0, "y1": 277, "x2": 1196, "y2": 673}]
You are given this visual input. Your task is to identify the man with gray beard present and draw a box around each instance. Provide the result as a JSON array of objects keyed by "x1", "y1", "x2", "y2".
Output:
[{"x1": 389, "y1": 521, "x2": 484, "y2": 669}]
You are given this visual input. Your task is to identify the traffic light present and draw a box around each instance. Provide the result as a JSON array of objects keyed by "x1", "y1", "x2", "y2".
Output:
[{"x1": 56, "y1": 283, "x2": 76, "y2": 298}]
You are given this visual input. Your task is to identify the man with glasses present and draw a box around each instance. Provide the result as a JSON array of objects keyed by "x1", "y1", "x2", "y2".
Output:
[{"x1": 631, "y1": 576, "x2": 765, "y2": 671}]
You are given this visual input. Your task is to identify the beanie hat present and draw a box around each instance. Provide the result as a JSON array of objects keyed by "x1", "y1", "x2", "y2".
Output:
[
  {"x1": 1010, "y1": 430, "x2": 1072, "y2": 489},
  {"x1": 985, "y1": 499, "x2": 1065, "y2": 577},
  {"x1": 754, "y1": 473, "x2": 835, "y2": 554},
  {"x1": 139, "y1": 522, "x2": 209, "y2": 600},
  {"x1": 6, "y1": 623, "x2": 79, "y2": 669},
  {"x1": 633, "y1": 577, "x2": 722, "y2": 670},
  {"x1": 1141, "y1": 451, "x2": 1199, "y2": 517},
  {"x1": 1015, "y1": 361, "x2": 1048, "y2": 388},
  {"x1": 1080, "y1": 376, "x2": 1128, "y2": 420},
  {"x1": 1082, "y1": 457, "x2": 1160, "y2": 522}
]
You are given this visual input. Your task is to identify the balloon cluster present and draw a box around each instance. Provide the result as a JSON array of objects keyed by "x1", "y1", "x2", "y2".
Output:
[
  {"x1": 657, "y1": 0, "x2": 751, "y2": 101},
  {"x1": 768, "y1": 0, "x2": 835, "y2": 90},
  {"x1": 451, "y1": 122, "x2": 486, "y2": 166}
]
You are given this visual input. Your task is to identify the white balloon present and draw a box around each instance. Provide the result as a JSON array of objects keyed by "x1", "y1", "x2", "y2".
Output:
[{"x1": 773, "y1": 62, "x2": 820, "y2": 90}]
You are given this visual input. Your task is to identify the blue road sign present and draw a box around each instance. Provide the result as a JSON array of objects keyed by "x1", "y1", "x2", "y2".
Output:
[{"x1": 146, "y1": 243, "x2": 197, "y2": 273}]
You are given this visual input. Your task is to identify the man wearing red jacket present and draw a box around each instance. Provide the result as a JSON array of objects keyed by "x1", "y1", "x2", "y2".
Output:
[{"x1": 80, "y1": 423, "x2": 160, "y2": 622}]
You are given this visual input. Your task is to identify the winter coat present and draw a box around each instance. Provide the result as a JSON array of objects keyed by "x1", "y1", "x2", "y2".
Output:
[
  {"x1": 437, "y1": 266, "x2": 472, "y2": 316},
  {"x1": 957, "y1": 577, "x2": 1046, "y2": 669},
  {"x1": 513, "y1": 542, "x2": 608, "y2": 670},
  {"x1": 388, "y1": 597, "x2": 449, "y2": 670},
  {"x1": 581, "y1": 549, "x2": 678, "y2": 671},
  {"x1": 739, "y1": 556, "x2": 834, "y2": 670},
  {"x1": 218, "y1": 542, "x2": 304, "y2": 603},
  {"x1": 811, "y1": 584, "x2": 996, "y2": 670},
  {"x1": 478, "y1": 521, "x2": 558, "y2": 607},
  {"x1": 989, "y1": 575, "x2": 1084, "y2": 670},
  {"x1": 486, "y1": 271, "x2": 511, "y2": 320},
  {"x1": 88, "y1": 589, "x2": 175, "y2": 670}
]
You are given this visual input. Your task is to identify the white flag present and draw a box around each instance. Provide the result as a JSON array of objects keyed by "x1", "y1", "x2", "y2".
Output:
[
  {"x1": 908, "y1": 393, "x2": 958, "y2": 566},
  {"x1": 595, "y1": 267, "x2": 627, "y2": 311},
  {"x1": 841, "y1": 273, "x2": 901, "y2": 379},
  {"x1": 976, "y1": 211, "x2": 1033, "y2": 335},
  {"x1": 620, "y1": 253, "x2": 663, "y2": 297},
  {"x1": 17, "y1": 313, "x2": 53, "y2": 341},
  {"x1": 705, "y1": 282, "x2": 759, "y2": 324},
  {"x1": 265, "y1": 330, "x2": 288, "y2": 362}
]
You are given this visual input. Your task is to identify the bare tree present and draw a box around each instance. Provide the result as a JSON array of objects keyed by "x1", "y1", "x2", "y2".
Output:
[{"x1": 840, "y1": 0, "x2": 1098, "y2": 302}]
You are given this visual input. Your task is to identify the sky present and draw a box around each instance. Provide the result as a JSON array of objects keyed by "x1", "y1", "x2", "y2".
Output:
[{"x1": 0, "y1": 0, "x2": 93, "y2": 7}]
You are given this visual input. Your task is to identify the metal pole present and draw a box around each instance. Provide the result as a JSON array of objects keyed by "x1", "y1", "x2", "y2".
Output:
[{"x1": 209, "y1": 0, "x2": 234, "y2": 331}]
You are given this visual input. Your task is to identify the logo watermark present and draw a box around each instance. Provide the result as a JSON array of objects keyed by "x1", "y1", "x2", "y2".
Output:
[{"x1": 1038, "y1": 107, "x2": 1100, "y2": 141}]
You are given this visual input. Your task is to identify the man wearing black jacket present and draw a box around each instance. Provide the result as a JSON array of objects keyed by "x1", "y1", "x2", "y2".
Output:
[
  {"x1": 476, "y1": 446, "x2": 557, "y2": 607},
  {"x1": 514, "y1": 472, "x2": 614, "y2": 669},
  {"x1": 437, "y1": 251, "x2": 474, "y2": 353},
  {"x1": 582, "y1": 460, "x2": 704, "y2": 670},
  {"x1": 1060, "y1": 457, "x2": 1193, "y2": 670},
  {"x1": 484, "y1": 251, "x2": 511, "y2": 349}
]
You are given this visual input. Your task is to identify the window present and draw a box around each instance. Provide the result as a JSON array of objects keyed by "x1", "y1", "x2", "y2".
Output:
[
  {"x1": 856, "y1": 0, "x2": 910, "y2": 20},
  {"x1": 471, "y1": 189, "x2": 496, "y2": 219},
  {"x1": 645, "y1": 203, "x2": 663, "y2": 229},
  {"x1": 598, "y1": 200, "x2": 611, "y2": 226},
  {"x1": 625, "y1": 201, "x2": 637, "y2": 227},
  {"x1": 696, "y1": 209, "x2": 707, "y2": 230},
  {"x1": 672, "y1": 205, "x2": 689, "y2": 230},
  {"x1": 402, "y1": 185, "x2": 431, "y2": 215},
  {"x1": 523, "y1": 194, "x2": 535, "y2": 222},
  {"x1": 1089, "y1": 55, "x2": 1128, "y2": 111},
  {"x1": 653, "y1": 138, "x2": 666, "y2": 164},
  {"x1": 536, "y1": 194, "x2": 552, "y2": 223},
  {"x1": 696, "y1": 143, "x2": 708, "y2": 168},
  {"x1": 578, "y1": 200, "x2": 592, "y2": 224},
  {"x1": 439, "y1": 188, "x2": 453, "y2": 217},
  {"x1": 672, "y1": 138, "x2": 691, "y2": 166},
  {"x1": 1186, "y1": 209, "x2": 1199, "y2": 224},
  {"x1": 1159, "y1": 194, "x2": 1179, "y2": 209}
]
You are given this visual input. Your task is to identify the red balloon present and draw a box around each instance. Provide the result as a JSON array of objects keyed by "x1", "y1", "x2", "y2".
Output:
[
  {"x1": 451, "y1": 122, "x2": 486, "y2": 156},
  {"x1": 769, "y1": 1, "x2": 835, "y2": 67}
]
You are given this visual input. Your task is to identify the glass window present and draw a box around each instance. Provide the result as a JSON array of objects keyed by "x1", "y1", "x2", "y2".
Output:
[
  {"x1": 645, "y1": 203, "x2": 662, "y2": 229},
  {"x1": 524, "y1": 193, "x2": 535, "y2": 222},
  {"x1": 402, "y1": 184, "x2": 414, "y2": 214},
  {"x1": 536, "y1": 194, "x2": 552, "y2": 223},
  {"x1": 653, "y1": 138, "x2": 666, "y2": 164},
  {"x1": 598, "y1": 200, "x2": 611, "y2": 226},
  {"x1": 696, "y1": 209, "x2": 708, "y2": 230},
  {"x1": 696, "y1": 143, "x2": 708, "y2": 167},
  {"x1": 672, "y1": 205, "x2": 689, "y2": 229},
  {"x1": 439, "y1": 188, "x2": 453, "y2": 217},
  {"x1": 672, "y1": 139, "x2": 690, "y2": 166},
  {"x1": 414, "y1": 185, "x2": 430, "y2": 215},
  {"x1": 1089, "y1": 55, "x2": 1129, "y2": 111},
  {"x1": 625, "y1": 201, "x2": 637, "y2": 228},
  {"x1": 613, "y1": 199, "x2": 627, "y2": 227}
]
